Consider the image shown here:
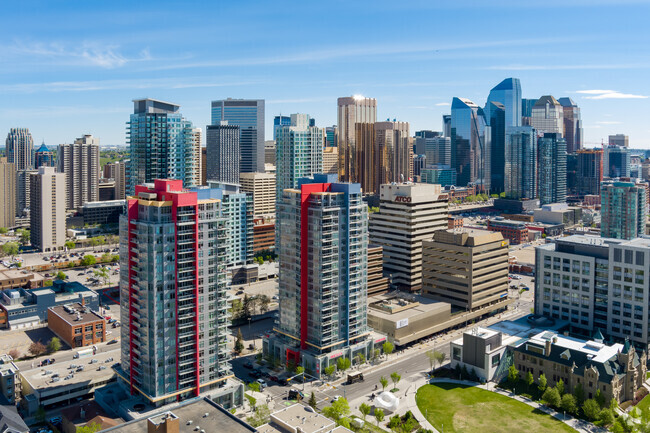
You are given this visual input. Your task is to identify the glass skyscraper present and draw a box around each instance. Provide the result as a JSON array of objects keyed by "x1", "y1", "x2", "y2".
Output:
[
  {"x1": 5, "y1": 128, "x2": 34, "y2": 171},
  {"x1": 601, "y1": 181, "x2": 647, "y2": 240},
  {"x1": 504, "y1": 126, "x2": 537, "y2": 200},
  {"x1": 538, "y1": 133, "x2": 567, "y2": 205},
  {"x1": 558, "y1": 97, "x2": 583, "y2": 153},
  {"x1": 487, "y1": 101, "x2": 506, "y2": 193},
  {"x1": 485, "y1": 77, "x2": 522, "y2": 128},
  {"x1": 211, "y1": 99, "x2": 265, "y2": 173},
  {"x1": 450, "y1": 97, "x2": 491, "y2": 189},
  {"x1": 604, "y1": 145, "x2": 631, "y2": 178}
]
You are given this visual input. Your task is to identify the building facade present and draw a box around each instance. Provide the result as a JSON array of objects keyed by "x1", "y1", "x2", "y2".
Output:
[
  {"x1": 30, "y1": 167, "x2": 66, "y2": 252},
  {"x1": 34, "y1": 143, "x2": 54, "y2": 168},
  {"x1": 0, "y1": 158, "x2": 16, "y2": 228},
  {"x1": 118, "y1": 179, "x2": 231, "y2": 405},
  {"x1": 609, "y1": 134, "x2": 629, "y2": 148},
  {"x1": 604, "y1": 145, "x2": 631, "y2": 178},
  {"x1": 558, "y1": 97, "x2": 583, "y2": 153},
  {"x1": 239, "y1": 172, "x2": 276, "y2": 217},
  {"x1": 322, "y1": 146, "x2": 338, "y2": 175},
  {"x1": 531, "y1": 95, "x2": 564, "y2": 135},
  {"x1": 421, "y1": 166, "x2": 457, "y2": 187},
  {"x1": 539, "y1": 133, "x2": 567, "y2": 205},
  {"x1": 15, "y1": 169, "x2": 37, "y2": 217},
  {"x1": 504, "y1": 126, "x2": 537, "y2": 199},
  {"x1": 451, "y1": 97, "x2": 491, "y2": 189},
  {"x1": 373, "y1": 121, "x2": 412, "y2": 194},
  {"x1": 211, "y1": 99, "x2": 265, "y2": 173},
  {"x1": 337, "y1": 96, "x2": 377, "y2": 189},
  {"x1": 577, "y1": 149, "x2": 603, "y2": 196},
  {"x1": 206, "y1": 122, "x2": 240, "y2": 184},
  {"x1": 367, "y1": 245, "x2": 389, "y2": 296},
  {"x1": 487, "y1": 218, "x2": 529, "y2": 245},
  {"x1": 601, "y1": 181, "x2": 647, "y2": 240},
  {"x1": 127, "y1": 99, "x2": 197, "y2": 195},
  {"x1": 369, "y1": 183, "x2": 449, "y2": 292},
  {"x1": 57, "y1": 134, "x2": 100, "y2": 210},
  {"x1": 5, "y1": 128, "x2": 34, "y2": 171},
  {"x1": 48, "y1": 303, "x2": 106, "y2": 349}
]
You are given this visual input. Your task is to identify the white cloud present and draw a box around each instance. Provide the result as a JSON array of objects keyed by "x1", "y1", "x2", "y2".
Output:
[
  {"x1": 435, "y1": 102, "x2": 451, "y2": 106},
  {"x1": 485, "y1": 63, "x2": 649, "y2": 71},
  {"x1": 586, "y1": 92, "x2": 648, "y2": 99},
  {"x1": 575, "y1": 89, "x2": 616, "y2": 94}
]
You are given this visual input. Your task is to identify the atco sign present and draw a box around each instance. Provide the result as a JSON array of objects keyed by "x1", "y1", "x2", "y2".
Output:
[{"x1": 394, "y1": 196, "x2": 411, "y2": 203}]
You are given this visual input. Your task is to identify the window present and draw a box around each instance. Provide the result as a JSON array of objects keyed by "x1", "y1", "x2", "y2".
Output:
[
  {"x1": 74, "y1": 328, "x2": 82, "y2": 335},
  {"x1": 452, "y1": 347, "x2": 461, "y2": 361},
  {"x1": 491, "y1": 354, "x2": 500, "y2": 366}
]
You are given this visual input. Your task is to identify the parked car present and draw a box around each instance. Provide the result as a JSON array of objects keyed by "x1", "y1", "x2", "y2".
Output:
[
  {"x1": 256, "y1": 378, "x2": 267, "y2": 390},
  {"x1": 107, "y1": 339, "x2": 118, "y2": 345},
  {"x1": 288, "y1": 389, "x2": 304, "y2": 400},
  {"x1": 243, "y1": 361, "x2": 254, "y2": 369},
  {"x1": 250, "y1": 369, "x2": 262, "y2": 378}
]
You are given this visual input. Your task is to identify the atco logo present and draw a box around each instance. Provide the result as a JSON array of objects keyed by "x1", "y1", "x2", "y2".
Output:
[{"x1": 394, "y1": 196, "x2": 411, "y2": 203}]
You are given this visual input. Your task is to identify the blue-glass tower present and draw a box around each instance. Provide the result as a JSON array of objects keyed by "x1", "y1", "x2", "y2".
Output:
[{"x1": 451, "y1": 97, "x2": 490, "y2": 189}]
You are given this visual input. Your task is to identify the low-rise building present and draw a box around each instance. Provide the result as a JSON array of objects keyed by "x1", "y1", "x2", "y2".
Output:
[
  {"x1": 0, "y1": 354, "x2": 20, "y2": 404},
  {"x1": 60, "y1": 400, "x2": 122, "y2": 433},
  {"x1": 48, "y1": 303, "x2": 106, "y2": 349},
  {"x1": 258, "y1": 404, "x2": 352, "y2": 433},
  {"x1": 0, "y1": 270, "x2": 45, "y2": 291},
  {"x1": 253, "y1": 217, "x2": 275, "y2": 253},
  {"x1": 487, "y1": 218, "x2": 529, "y2": 245},
  {"x1": 533, "y1": 203, "x2": 582, "y2": 226},
  {"x1": 82, "y1": 200, "x2": 125, "y2": 226},
  {"x1": 448, "y1": 216, "x2": 464, "y2": 229}
]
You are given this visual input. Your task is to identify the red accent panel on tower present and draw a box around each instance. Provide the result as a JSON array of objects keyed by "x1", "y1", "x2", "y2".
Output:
[{"x1": 126, "y1": 198, "x2": 139, "y2": 395}]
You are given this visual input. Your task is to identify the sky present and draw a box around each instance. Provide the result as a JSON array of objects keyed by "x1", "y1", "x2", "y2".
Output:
[{"x1": 2, "y1": 0, "x2": 650, "y2": 148}]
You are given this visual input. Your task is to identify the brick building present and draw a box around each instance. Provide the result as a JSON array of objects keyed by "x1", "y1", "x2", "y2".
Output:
[
  {"x1": 48, "y1": 303, "x2": 105, "y2": 348},
  {"x1": 487, "y1": 218, "x2": 529, "y2": 245}
]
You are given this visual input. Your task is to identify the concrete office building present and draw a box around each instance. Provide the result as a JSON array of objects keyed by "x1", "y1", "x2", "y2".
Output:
[
  {"x1": 504, "y1": 126, "x2": 537, "y2": 199},
  {"x1": 189, "y1": 128, "x2": 202, "y2": 187},
  {"x1": 15, "y1": 169, "x2": 37, "y2": 217},
  {"x1": 117, "y1": 180, "x2": 232, "y2": 405},
  {"x1": 322, "y1": 146, "x2": 338, "y2": 175},
  {"x1": 373, "y1": 121, "x2": 412, "y2": 194},
  {"x1": 539, "y1": 133, "x2": 567, "y2": 205},
  {"x1": 531, "y1": 95, "x2": 564, "y2": 135},
  {"x1": 201, "y1": 147, "x2": 207, "y2": 185},
  {"x1": 367, "y1": 245, "x2": 389, "y2": 296},
  {"x1": 57, "y1": 134, "x2": 100, "y2": 210},
  {"x1": 30, "y1": 167, "x2": 65, "y2": 252},
  {"x1": 104, "y1": 161, "x2": 128, "y2": 200},
  {"x1": 5, "y1": 128, "x2": 33, "y2": 171},
  {"x1": 534, "y1": 235, "x2": 650, "y2": 349},
  {"x1": 0, "y1": 158, "x2": 16, "y2": 228},
  {"x1": 558, "y1": 97, "x2": 583, "y2": 153},
  {"x1": 601, "y1": 181, "x2": 647, "y2": 240},
  {"x1": 206, "y1": 122, "x2": 240, "y2": 184},
  {"x1": 239, "y1": 172, "x2": 275, "y2": 217},
  {"x1": 265, "y1": 174, "x2": 376, "y2": 375},
  {"x1": 82, "y1": 200, "x2": 125, "y2": 226},
  {"x1": 211, "y1": 98, "x2": 265, "y2": 173},
  {"x1": 424, "y1": 136, "x2": 451, "y2": 167},
  {"x1": 609, "y1": 134, "x2": 629, "y2": 148},
  {"x1": 577, "y1": 149, "x2": 603, "y2": 196},
  {"x1": 275, "y1": 114, "x2": 323, "y2": 196},
  {"x1": 34, "y1": 142, "x2": 54, "y2": 168},
  {"x1": 337, "y1": 96, "x2": 377, "y2": 190},
  {"x1": 422, "y1": 229, "x2": 510, "y2": 312},
  {"x1": 369, "y1": 183, "x2": 449, "y2": 292},
  {"x1": 127, "y1": 99, "x2": 197, "y2": 195},
  {"x1": 604, "y1": 145, "x2": 631, "y2": 178}
]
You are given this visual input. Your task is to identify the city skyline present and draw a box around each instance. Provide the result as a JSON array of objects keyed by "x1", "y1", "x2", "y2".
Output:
[{"x1": 1, "y1": 1, "x2": 650, "y2": 147}]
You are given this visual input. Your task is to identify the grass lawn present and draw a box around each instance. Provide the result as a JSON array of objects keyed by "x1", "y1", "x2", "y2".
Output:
[
  {"x1": 416, "y1": 382, "x2": 576, "y2": 433},
  {"x1": 637, "y1": 394, "x2": 650, "y2": 412}
]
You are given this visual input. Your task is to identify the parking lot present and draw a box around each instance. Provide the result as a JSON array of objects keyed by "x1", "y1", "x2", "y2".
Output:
[{"x1": 0, "y1": 327, "x2": 62, "y2": 359}]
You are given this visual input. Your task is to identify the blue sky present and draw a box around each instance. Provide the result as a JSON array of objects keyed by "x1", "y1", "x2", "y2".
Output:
[{"x1": 2, "y1": 0, "x2": 650, "y2": 148}]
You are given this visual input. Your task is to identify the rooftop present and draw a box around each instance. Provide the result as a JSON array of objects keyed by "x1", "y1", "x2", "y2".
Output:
[
  {"x1": 0, "y1": 269, "x2": 44, "y2": 282},
  {"x1": 368, "y1": 293, "x2": 449, "y2": 322},
  {"x1": 48, "y1": 303, "x2": 104, "y2": 326},
  {"x1": 526, "y1": 331, "x2": 622, "y2": 364},
  {"x1": 258, "y1": 404, "x2": 352, "y2": 433}
]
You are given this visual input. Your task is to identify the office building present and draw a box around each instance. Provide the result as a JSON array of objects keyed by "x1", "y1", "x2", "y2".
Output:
[
  {"x1": 275, "y1": 114, "x2": 323, "y2": 196},
  {"x1": 367, "y1": 245, "x2": 389, "y2": 296},
  {"x1": 322, "y1": 146, "x2": 338, "y2": 175},
  {"x1": 415, "y1": 131, "x2": 442, "y2": 160},
  {"x1": 487, "y1": 218, "x2": 529, "y2": 244},
  {"x1": 265, "y1": 140, "x2": 276, "y2": 166},
  {"x1": 420, "y1": 166, "x2": 457, "y2": 187},
  {"x1": 265, "y1": 174, "x2": 375, "y2": 374},
  {"x1": 34, "y1": 143, "x2": 54, "y2": 168},
  {"x1": 99, "y1": 179, "x2": 115, "y2": 201},
  {"x1": 422, "y1": 229, "x2": 509, "y2": 311},
  {"x1": 604, "y1": 145, "x2": 631, "y2": 178},
  {"x1": 127, "y1": 99, "x2": 197, "y2": 194},
  {"x1": 538, "y1": 133, "x2": 567, "y2": 205},
  {"x1": 273, "y1": 115, "x2": 291, "y2": 141},
  {"x1": 206, "y1": 122, "x2": 240, "y2": 184},
  {"x1": 48, "y1": 303, "x2": 106, "y2": 349},
  {"x1": 577, "y1": 149, "x2": 604, "y2": 196},
  {"x1": 558, "y1": 97, "x2": 583, "y2": 153},
  {"x1": 82, "y1": 200, "x2": 125, "y2": 226},
  {"x1": 0, "y1": 158, "x2": 16, "y2": 228},
  {"x1": 373, "y1": 120, "x2": 411, "y2": 194},
  {"x1": 5, "y1": 128, "x2": 33, "y2": 171},
  {"x1": 30, "y1": 167, "x2": 65, "y2": 252},
  {"x1": 521, "y1": 98, "x2": 536, "y2": 118},
  {"x1": 609, "y1": 134, "x2": 629, "y2": 148},
  {"x1": 239, "y1": 172, "x2": 276, "y2": 217},
  {"x1": 211, "y1": 98, "x2": 265, "y2": 173},
  {"x1": 201, "y1": 147, "x2": 207, "y2": 185},
  {"x1": 531, "y1": 95, "x2": 564, "y2": 135},
  {"x1": 504, "y1": 126, "x2": 537, "y2": 199},
  {"x1": 104, "y1": 160, "x2": 128, "y2": 200},
  {"x1": 535, "y1": 235, "x2": 650, "y2": 349},
  {"x1": 486, "y1": 77, "x2": 522, "y2": 128},
  {"x1": 325, "y1": 126, "x2": 337, "y2": 147},
  {"x1": 15, "y1": 169, "x2": 37, "y2": 217},
  {"x1": 57, "y1": 134, "x2": 100, "y2": 210},
  {"x1": 413, "y1": 154, "x2": 426, "y2": 177},
  {"x1": 118, "y1": 179, "x2": 231, "y2": 405},
  {"x1": 442, "y1": 115, "x2": 451, "y2": 138},
  {"x1": 601, "y1": 181, "x2": 647, "y2": 240},
  {"x1": 487, "y1": 101, "x2": 506, "y2": 193},
  {"x1": 451, "y1": 97, "x2": 491, "y2": 189},
  {"x1": 422, "y1": 136, "x2": 450, "y2": 167},
  {"x1": 187, "y1": 127, "x2": 202, "y2": 187},
  {"x1": 337, "y1": 95, "x2": 377, "y2": 189},
  {"x1": 369, "y1": 183, "x2": 449, "y2": 292},
  {"x1": 252, "y1": 217, "x2": 275, "y2": 253},
  {"x1": 566, "y1": 152, "x2": 578, "y2": 195}
]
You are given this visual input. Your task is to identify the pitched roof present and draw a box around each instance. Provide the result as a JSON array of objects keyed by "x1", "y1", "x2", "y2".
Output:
[
  {"x1": 533, "y1": 95, "x2": 560, "y2": 107},
  {"x1": 35, "y1": 143, "x2": 50, "y2": 153},
  {"x1": 0, "y1": 405, "x2": 29, "y2": 433}
]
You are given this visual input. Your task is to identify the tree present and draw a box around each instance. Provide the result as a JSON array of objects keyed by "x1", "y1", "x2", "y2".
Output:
[
  {"x1": 296, "y1": 366, "x2": 305, "y2": 382},
  {"x1": 77, "y1": 422, "x2": 102, "y2": 433},
  {"x1": 507, "y1": 364, "x2": 519, "y2": 388},
  {"x1": 248, "y1": 382, "x2": 260, "y2": 392},
  {"x1": 81, "y1": 255, "x2": 97, "y2": 266},
  {"x1": 242, "y1": 294, "x2": 252, "y2": 319},
  {"x1": 324, "y1": 365, "x2": 336, "y2": 379},
  {"x1": 0, "y1": 227, "x2": 7, "y2": 234},
  {"x1": 583, "y1": 399, "x2": 600, "y2": 421},
  {"x1": 309, "y1": 392, "x2": 317, "y2": 409},
  {"x1": 556, "y1": 378, "x2": 565, "y2": 396},
  {"x1": 7, "y1": 349, "x2": 19, "y2": 360},
  {"x1": 598, "y1": 408, "x2": 614, "y2": 426},
  {"x1": 47, "y1": 337, "x2": 61, "y2": 353},
  {"x1": 29, "y1": 341, "x2": 46, "y2": 357},
  {"x1": 374, "y1": 408, "x2": 385, "y2": 427},
  {"x1": 336, "y1": 357, "x2": 351, "y2": 372},
  {"x1": 595, "y1": 389, "x2": 606, "y2": 408},
  {"x1": 2, "y1": 242, "x2": 19, "y2": 260},
  {"x1": 43, "y1": 280, "x2": 53, "y2": 287},
  {"x1": 538, "y1": 373, "x2": 547, "y2": 392},
  {"x1": 382, "y1": 341, "x2": 394, "y2": 357},
  {"x1": 390, "y1": 372, "x2": 401, "y2": 390},
  {"x1": 357, "y1": 353, "x2": 365, "y2": 365},
  {"x1": 561, "y1": 394, "x2": 577, "y2": 414},
  {"x1": 234, "y1": 328, "x2": 244, "y2": 354},
  {"x1": 425, "y1": 350, "x2": 436, "y2": 372},
  {"x1": 542, "y1": 387, "x2": 561, "y2": 409},
  {"x1": 573, "y1": 382, "x2": 585, "y2": 406},
  {"x1": 101, "y1": 252, "x2": 113, "y2": 263},
  {"x1": 94, "y1": 267, "x2": 109, "y2": 287},
  {"x1": 248, "y1": 404, "x2": 271, "y2": 428},
  {"x1": 323, "y1": 397, "x2": 350, "y2": 422},
  {"x1": 18, "y1": 229, "x2": 30, "y2": 246},
  {"x1": 258, "y1": 295, "x2": 270, "y2": 314},
  {"x1": 359, "y1": 403, "x2": 371, "y2": 421},
  {"x1": 64, "y1": 241, "x2": 75, "y2": 250},
  {"x1": 380, "y1": 376, "x2": 388, "y2": 391},
  {"x1": 56, "y1": 271, "x2": 67, "y2": 280},
  {"x1": 525, "y1": 371, "x2": 534, "y2": 389}
]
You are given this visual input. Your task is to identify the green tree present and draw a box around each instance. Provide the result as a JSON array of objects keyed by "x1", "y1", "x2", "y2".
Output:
[
  {"x1": 583, "y1": 399, "x2": 600, "y2": 421},
  {"x1": 542, "y1": 387, "x2": 561, "y2": 409},
  {"x1": 248, "y1": 404, "x2": 271, "y2": 428},
  {"x1": 525, "y1": 371, "x2": 534, "y2": 389},
  {"x1": 425, "y1": 350, "x2": 436, "y2": 372},
  {"x1": 43, "y1": 279, "x2": 53, "y2": 287},
  {"x1": 0, "y1": 227, "x2": 7, "y2": 234},
  {"x1": 2, "y1": 242, "x2": 19, "y2": 259},
  {"x1": 357, "y1": 353, "x2": 365, "y2": 365},
  {"x1": 573, "y1": 382, "x2": 585, "y2": 405},
  {"x1": 47, "y1": 337, "x2": 61, "y2": 353},
  {"x1": 234, "y1": 328, "x2": 244, "y2": 355},
  {"x1": 248, "y1": 381, "x2": 260, "y2": 392},
  {"x1": 379, "y1": 376, "x2": 388, "y2": 391},
  {"x1": 390, "y1": 372, "x2": 401, "y2": 390},
  {"x1": 538, "y1": 373, "x2": 547, "y2": 392},
  {"x1": 374, "y1": 408, "x2": 385, "y2": 427},
  {"x1": 296, "y1": 366, "x2": 305, "y2": 382},
  {"x1": 64, "y1": 241, "x2": 75, "y2": 250},
  {"x1": 101, "y1": 252, "x2": 113, "y2": 263},
  {"x1": 595, "y1": 389, "x2": 606, "y2": 408},
  {"x1": 561, "y1": 394, "x2": 577, "y2": 414},
  {"x1": 76, "y1": 422, "x2": 102, "y2": 433},
  {"x1": 81, "y1": 255, "x2": 97, "y2": 266},
  {"x1": 382, "y1": 341, "x2": 394, "y2": 356},
  {"x1": 336, "y1": 357, "x2": 351, "y2": 372},
  {"x1": 556, "y1": 378, "x2": 565, "y2": 396},
  {"x1": 309, "y1": 391, "x2": 317, "y2": 409},
  {"x1": 433, "y1": 350, "x2": 446, "y2": 370},
  {"x1": 258, "y1": 295, "x2": 270, "y2": 313},
  {"x1": 18, "y1": 229, "x2": 30, "y2": 245},
  {"x1": 94, "y1": 267, "x2": 109, "y2": 287},
  {"x1": 323, "y1": 397, "x2": 350, "y2": 422},
  {"x1": 507, "y1": 364, "x2": 519, "y2": 388},
  {"x1": 359, "y1": 403, "x2": 371, "y2": 421},
  {"x1": 597, "y1": 408, "x2": 614, "y2": 426},
  {"x1": 324, "y1": 365, "x2": 336, "y2": 379},
  {"x1": 56, "y1": 271, "x2": 67, "y2": 280},
  {"x1": 242, "y1": 294, "x2": 252, "y2": 319}
]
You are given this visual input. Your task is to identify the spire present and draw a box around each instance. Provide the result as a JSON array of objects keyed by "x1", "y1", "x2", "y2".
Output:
[
  {"x1": 593, "y1": 328, "x2": 604, "y2": 343},
  {"x1": 622, "y1": 338, "x2": 632, "y2": 354}
]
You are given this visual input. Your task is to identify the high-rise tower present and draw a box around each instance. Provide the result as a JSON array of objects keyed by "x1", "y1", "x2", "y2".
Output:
[
  {"x1": 451, "y1": 97, "x2": 491, "y2": 189},
  {"x1": 34, "y1": 143, "x2": 54, "y2": 168},
  {"x1": 5, "y1": 128, "x2": 34, "y2": 171},
  {"x1": 57, "y1": 134, "x2": 100, "y2": 210},
  {"x1": 504, "y1": 126, "x2": 537, "y2": 199},
  {"x1": 206, "y1": 122, "x2": 240, "y2": 184},
  {"x1": 485, "y1": 77, "x2": 522, "y2": 128},
  {"x1": 337, "y1": 96, "x2": 377, "y2": 190},
  {"x1": 531, "y1": 96, "x2": 564, "y2": 135},
  {"x1": 30, "y1": 167, "x2": 65, "y2": 252},
  {"x1": 538, "y1": 133, "x2": 567, "y2": 205},
  {"x1": 0, "y1": 158, "x2": 16, "y2": 228},
  {"x1": 558, "y1": 97, "x2": 583, "y2": 153}
]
